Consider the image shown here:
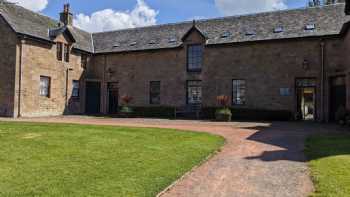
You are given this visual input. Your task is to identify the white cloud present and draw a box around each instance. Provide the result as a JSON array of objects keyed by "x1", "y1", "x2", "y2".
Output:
[
  {"x1": 7, "y1": 0, "x2": 48, "y2": 12},
  {"x1": 74, "y1": 0, "x2": 158, "y2": 33},
  {"x1": 215, "y1": 0, "x2": 288, "y2": 16}
]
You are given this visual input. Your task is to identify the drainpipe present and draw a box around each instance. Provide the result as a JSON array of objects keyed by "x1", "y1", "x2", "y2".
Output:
[
  {"x1": 65, "y1": 68, "x2": 73, "y2": 113},
  {"x1": 320, "y1": 40, "x2": 325, "y2": 122},
  {"x1": 17, "y1": 38, "x2": 24, "y2": 118}
]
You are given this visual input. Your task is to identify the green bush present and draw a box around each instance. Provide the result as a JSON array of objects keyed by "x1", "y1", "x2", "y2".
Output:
[
  {"x1": 215, "y1": 108, "x2": 232, "y2": 122},
  {"x1": 201, "y1": 107, "x2": 292, "y2": 121}
]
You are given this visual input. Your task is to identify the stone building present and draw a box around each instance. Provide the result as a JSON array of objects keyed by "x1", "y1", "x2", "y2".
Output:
[{"x1": 0, "y1": 0, "x2": 350, "y2": 121}]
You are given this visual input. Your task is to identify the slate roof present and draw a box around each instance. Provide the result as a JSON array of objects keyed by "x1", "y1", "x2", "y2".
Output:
[
  {"x1": 93, "y1": 3, "x2": 350, "y2": 53},
  {"x1": 0, "y1": 0, "x2": 349, "y2": 54},
  {"x1": 0, "y1": 0, "x2": 93, "y2": 52}
]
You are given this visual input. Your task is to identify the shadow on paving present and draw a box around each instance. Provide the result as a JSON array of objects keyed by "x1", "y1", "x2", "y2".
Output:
[{"x1": 243, "y1": 122, "x2": 348, "y2": 162}]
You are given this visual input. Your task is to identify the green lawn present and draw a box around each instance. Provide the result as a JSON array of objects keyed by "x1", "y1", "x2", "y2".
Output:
[
  {"x1": 0, "y1": 121, "x2": 224, "y2": 197},
  {"x1": 306, "y1": 133, "x2": 350, "y2": 197}
]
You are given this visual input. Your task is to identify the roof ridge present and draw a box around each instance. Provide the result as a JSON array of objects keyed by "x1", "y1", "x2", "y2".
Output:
[
  {"x1": 92, "y1": 3, "x2": 345, "y2": 35},
  {"x1": 0, "y1": 0, "x2": 92, "y2": 35}
]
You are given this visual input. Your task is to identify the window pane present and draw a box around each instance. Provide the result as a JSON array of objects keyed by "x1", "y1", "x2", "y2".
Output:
[
  {"x1": 150, "y1": 81, "x2": 160, "y2": 104},
  {"x1": 57, "y1": 43, "x2": 62, "y2": 61},
  {"x1": 187, "y1": 81, "x2": 202, "y2": 104},
  {"x1": 64, "y1": 44, "x2": 70, "y2": 62},
  {"x1": 187, "y1": 44, "x2": 203, "y2": 71},
  {"x1": 233, "y1": 80, "x2": 246, "y2": 105},
  {"x1": 40, "y1": 76, "x2": 50, "y2": 97},
  {"x1": 81, "y1": 54, "x2": 87, "y2": 69},
  {"x1": 72, "y1": 80, "x2": 79, "y2": 97}
]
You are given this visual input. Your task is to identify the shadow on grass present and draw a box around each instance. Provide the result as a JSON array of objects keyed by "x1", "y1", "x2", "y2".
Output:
[{"x1": 242, "y1": 122, "x2": 349, "y2": 162}]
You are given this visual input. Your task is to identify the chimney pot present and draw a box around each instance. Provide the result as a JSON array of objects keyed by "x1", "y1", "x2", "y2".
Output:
[{"x1": 60, "y1": 4, "x2": 73, "y2": 26}]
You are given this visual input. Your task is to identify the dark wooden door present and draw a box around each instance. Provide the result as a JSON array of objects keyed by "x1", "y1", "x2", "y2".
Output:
[
  {"x1": 108, "y1": 83, "x2": 119, "y2": 114},
  {"x1": 330, "y1": 77, "x2": 346, "y2": 121},
  {"x1": 85, "y1": 82, "x2": 101, "y2": 114}
]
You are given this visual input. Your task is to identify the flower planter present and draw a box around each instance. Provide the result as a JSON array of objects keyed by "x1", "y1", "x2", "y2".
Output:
[{"x1": 215, "y1": 113, "x2": 232, "y2": 122}]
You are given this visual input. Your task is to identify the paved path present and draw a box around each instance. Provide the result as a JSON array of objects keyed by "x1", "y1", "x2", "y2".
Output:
[{"x1": 0, "y1": 116, "x2": 323, "y2": 197}]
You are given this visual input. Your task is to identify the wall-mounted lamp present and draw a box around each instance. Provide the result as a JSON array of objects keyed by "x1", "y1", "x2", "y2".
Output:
[
  {"x1": 302, "y1": 59, "x2": 310, "y2": 70},
  {"x1": 107, "y1": 68, "x2": 115, "y2": 75}
]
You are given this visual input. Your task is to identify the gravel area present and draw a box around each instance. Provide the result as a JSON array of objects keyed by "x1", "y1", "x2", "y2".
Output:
[{"x1": 0, "y1": 116, "x2": 322, "y2": 197}]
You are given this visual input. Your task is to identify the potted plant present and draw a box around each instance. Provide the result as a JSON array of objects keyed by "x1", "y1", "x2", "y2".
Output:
[
  {"x1": 215, "y1": 95, "x2": 232, "y2": 122},
  {"x1": 119, "y1": 95, "x2": 134, "y2": 117}
]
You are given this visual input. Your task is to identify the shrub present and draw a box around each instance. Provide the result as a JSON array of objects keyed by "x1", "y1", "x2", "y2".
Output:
[
  {"x1": 215, "y1": 95, "x2": 232, "y2": 122},
  {"x1": 335, "y1": 105, "x2": 347, "y2": 123}
]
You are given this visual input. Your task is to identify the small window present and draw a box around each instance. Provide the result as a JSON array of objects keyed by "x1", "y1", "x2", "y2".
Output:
[
  {"x1": 40, "y1": 76, "x2": 51, "y2": 97},
  {"x1": 245, "y1": 30, "x2": 256, "y2": 36},
  {"x1": 72, "y1": 80, "x2": 80, "y2": 98},
  {"x1": 130, "y1": 42, "x2": 137, "y2": 46},
  {"x1": 169, "y1": 37, "x2": 177, "y2": 43},
  {"x1": 81, "y1": 54, "x2": 88, "y2": 69},
  {"x1": 150, "y1": 81, "x2": 161, "y2": 105},
  {"x1": 57, "y1": 42, "x2": 63, "y2": 61},
  {"x1": 273, "y1": 26, "x2": 284, "y2": 33},
  {"x1": 113, "y1": 43, "x2": 120, "y2": 48},
  {"x1": 187, "y1": 44, "x2": 203, "y2": 72},
  {"x1": 280, "y1": 88, "x2": 290, "y2": 96},
  {"x1": 305, "y1": 24, "x2": 315, "y2": 31},
  {"x1": 64, "y1": 44, "x2": 70, "y2": 62},
  {"x1": 220, "y1": 32, "x2": 231, "y2": 38},
  {"x1": 232, "y1": 79, "x2": 246, "y2": 105},
  {"x1": 187, "y1": 81, "x2": 202, "y2": 104},
  {"x1": 148, "y1": 40, "x2": 157, "y2": 45}
]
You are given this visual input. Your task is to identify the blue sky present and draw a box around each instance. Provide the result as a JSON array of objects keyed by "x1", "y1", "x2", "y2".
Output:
[
  {"x1": 10, "y1": 0, "x2": 312, "y2": 32},
  {"x1": 42, "y1": 0, "x2": 309, "y2": 24}
]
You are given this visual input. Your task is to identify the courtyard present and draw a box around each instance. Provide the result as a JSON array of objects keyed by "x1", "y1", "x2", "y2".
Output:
[{"x1": 1, "y1": 117, "x2": 348, "y2": 196}]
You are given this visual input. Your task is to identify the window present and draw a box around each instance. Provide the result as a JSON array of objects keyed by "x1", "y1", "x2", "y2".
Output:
[
  {"x1": 64, "y1": 44, "x2": 70, "y2": 62},
  {"x1": 40, "y1": 76, "x2": 51, "y2": 97},
  {"x1": 57, "y1": 42, "x2": 63, "y2": 61},
  {"x1": 305, "y1": 24, "x2": 315, "y2": 31},
  {"x1": 81, "y1": 54, "x2": 88, "y2": 69},
  {"x1": 280, "y1": 88, "x2": 290, "y2": 96},
  {"x1": 187, "y1": 44, "x2": 203, "y2": 72},
  {"x1": 150, "y1": 81, "x2": 161, "y2": 104},
  {"x1": 187, "y1": 81, "x2": 202, "y2": 104},
  {"x1": 273, "y1": 26, "x2": 284, "y2": 33},
  {"x1": 72, "y1": 80, "x2": 80, "y2": 98},
  {"x1": 220, "y1": 32, "x2": 231, "y2": 38},
  {"x1": 232, "y1": 79, "x2": 246, "y2": 105}
]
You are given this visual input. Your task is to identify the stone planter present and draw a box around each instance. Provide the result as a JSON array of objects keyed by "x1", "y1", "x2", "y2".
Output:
[{"x1": 215, "y1": 112, "x2": 232, "y2": 122}]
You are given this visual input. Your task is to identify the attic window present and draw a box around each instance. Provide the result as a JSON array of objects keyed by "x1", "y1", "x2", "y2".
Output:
[
  {"x1": 220, "y1": 32, "x2": 231, "y2": 38},
  {"x1": 130, "y1": 42, "x2": 137, "y2": 46},
  {"x1": 273, "y1": 26, "x2": 284, "y2": 33},
  {"x1": 305, "y1": 24, "x2": 316, "y2": 31},
  {"x1": 245, "y1": 30, "x2": 256, "y2": 36},
  {"x1": 169, "y1": 37, "x2": 177, "y2": 43},
  {"x1": 149, "y1": 40, "x2": 157, "y2": 44}
]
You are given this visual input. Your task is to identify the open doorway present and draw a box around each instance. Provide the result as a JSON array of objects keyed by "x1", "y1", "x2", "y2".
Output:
[
  {"x1": 329, "y1": 76, "x2": 346, "y2": 122},
  {"x1": 108, "y1": 82, "x2": 119, "y2": 114},
  {"x1": 296, "y1": 78, "x2": 317, "y2": 121},
  {"x1": 85, "y1": 81, "x2": 101, "y2": 114}
]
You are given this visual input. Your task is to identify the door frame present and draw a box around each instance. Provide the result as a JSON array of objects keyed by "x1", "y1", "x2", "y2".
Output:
[
  {"x1": 85, "y1": 80, "x2": 101, "y2": 114},
  {"x1": 329, "y1": 75, "x2": 346, "y2": 122},
  {"x1": 295, "y1": 78, "x2": 317, "y2": 121},
  {"x1": 107, "y1": 82, "x2": 119, "y2": 114}
]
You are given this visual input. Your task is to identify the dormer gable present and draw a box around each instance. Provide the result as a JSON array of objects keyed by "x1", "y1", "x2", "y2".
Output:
[
  {"x1": 49, "y1": 26, "x2": 76, "y2": 44},
  {"x1": 181, "y1": 21, "x2": 207, "y2": 44}
]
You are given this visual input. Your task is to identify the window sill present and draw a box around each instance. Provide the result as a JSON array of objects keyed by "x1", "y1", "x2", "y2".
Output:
[{"x1": 187, "y1": 69, "x2": 202, "y2": 73}]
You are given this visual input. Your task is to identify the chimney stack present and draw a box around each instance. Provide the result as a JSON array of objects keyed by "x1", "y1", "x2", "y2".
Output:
[{"x1": 60, "y1": 4, "x2": 73, "y2": 26}]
